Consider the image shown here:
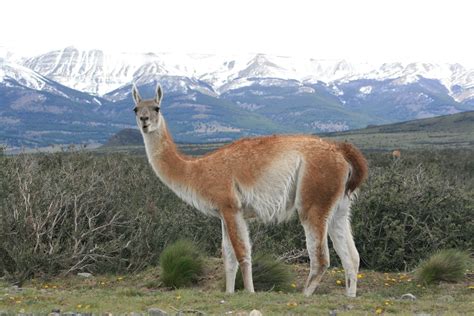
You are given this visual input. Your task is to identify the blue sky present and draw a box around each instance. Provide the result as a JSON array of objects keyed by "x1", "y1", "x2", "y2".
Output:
[{"x1": 1, "y1": 0, "x2": 473, "y2": 65}]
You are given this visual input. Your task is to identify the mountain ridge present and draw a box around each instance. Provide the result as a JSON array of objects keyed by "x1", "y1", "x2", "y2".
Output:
[
  {"x1": 17, "y1": 47, "x2": 474, "y2": 102},
  {"x1": 1, "y1": 47, "x2": 473, "y2": 148}
]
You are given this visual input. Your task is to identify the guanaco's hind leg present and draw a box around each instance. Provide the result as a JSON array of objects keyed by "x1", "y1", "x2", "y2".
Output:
[
  {"x1": 221, "y1": 209, "x2": 254, "y2": 293},
  {"x1": 299, "y1": 207, "x2": 330, "y2": 296},
  {"x1": 328, "y1": 197, "x2": 359, "y2": 297},
  {"x1": 221, "y1": 220, "x2": 238, "y2": 293}
]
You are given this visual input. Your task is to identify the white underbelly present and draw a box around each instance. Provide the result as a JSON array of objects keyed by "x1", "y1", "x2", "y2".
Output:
[{"x1": 237, "y1": 154, "x2": 303, "y2": 223}]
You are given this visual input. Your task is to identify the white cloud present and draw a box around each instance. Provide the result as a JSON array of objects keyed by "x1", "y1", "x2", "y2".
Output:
[{"x1": 1, "y1": 0, "x2": 473, "y2": 66}]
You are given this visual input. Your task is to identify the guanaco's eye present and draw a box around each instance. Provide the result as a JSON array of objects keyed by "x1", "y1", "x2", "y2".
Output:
[
  {"x1": 154, "y1": 107, "x2": 160, "y2": 112},
  {"x1": 133, "y1": 107, "x2": 138, "y2": 113}
]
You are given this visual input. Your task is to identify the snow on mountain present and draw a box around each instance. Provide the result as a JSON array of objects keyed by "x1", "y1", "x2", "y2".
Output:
[
  {"x1": 0, "y1": 59, "x2": 110, "y2": 109},
  {"x1": 22, "y1": 47, "x2": 162, "y2": 95},
  {"x1": 2, "y1": 46, "x2": 474, "y2": 148},
  {"x1": 12, "y1": 46, "x2": 474, "y2": 102},
  {"x1": 353, "y1": 62, "x2": 473, "y2": 101},
  {"x1": 1, "y1": 59, "x2": 54, "y2": 91}
]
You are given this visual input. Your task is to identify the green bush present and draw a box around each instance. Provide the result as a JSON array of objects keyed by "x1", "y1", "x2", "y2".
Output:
[
  {"x1": 159, "y1": 240, "x2": 204, "y2": 288},
  {"x1": 417, "y1": 249, "x2": 471, "y2": 284},
  {"x1": 351, "y1": 157, "x2": 473, "y2": 271},
  {"x1": 0, "y1": 151, "x2": 220, "y2": 284},
  {"x1": 0, "y1": 149, "x2": 472, "y2": 282},
  {"x1": 235, "y1": 254, "x2": 294, "y2": 292}
]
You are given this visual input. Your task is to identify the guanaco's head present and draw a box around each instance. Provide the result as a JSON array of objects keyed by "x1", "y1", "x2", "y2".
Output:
[{"x1": 132, "y1": 84, "x2": 163, "y2": 134}]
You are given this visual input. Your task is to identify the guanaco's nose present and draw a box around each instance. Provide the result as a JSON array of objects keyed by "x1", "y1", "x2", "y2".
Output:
[{"x1": 140, "y1": 116, "x2": 149, "y2": 122}]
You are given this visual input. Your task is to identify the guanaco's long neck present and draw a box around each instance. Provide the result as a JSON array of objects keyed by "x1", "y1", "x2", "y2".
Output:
[{"x1": 142, "y1": 119, "x2": 191, "y2": 186}]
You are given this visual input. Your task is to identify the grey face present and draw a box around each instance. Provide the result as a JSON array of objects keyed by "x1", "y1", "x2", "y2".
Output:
[{"x1": 132, "y1": 84, "x2": 163, "y2": 134}]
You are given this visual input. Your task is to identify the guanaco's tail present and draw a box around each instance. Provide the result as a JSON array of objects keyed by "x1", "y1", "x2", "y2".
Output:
[{"x1": 337, "y1": 142, "x2": 368, "y2": 194}]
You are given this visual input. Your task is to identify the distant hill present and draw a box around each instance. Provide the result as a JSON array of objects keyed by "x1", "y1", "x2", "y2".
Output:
[
  {"x1": 338, "y1": 110, "x2": 474, "y2": 134},
  {"x1": 323, "y1": 111, "x2": 474, "y2": 150},
  {"x1": 104, "y1": 111, "x2": 474, "y2": 152},
  {"x1": 103, "y1": 128, "x2": 142, "y2": 147}
]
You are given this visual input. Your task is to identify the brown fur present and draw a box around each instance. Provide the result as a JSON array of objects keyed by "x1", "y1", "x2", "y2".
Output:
[
  {"x1": 337, "y1": 142, "x2": 369, "y2": 194},
  {"x1": 221, "y1": 210, "x2": 246, "y2": 262},
  {"x1": 150, "y1": 129, "x2": 364, "y2": 207},
  {"x1": 134, "y1": 84, "x2": 368, "y2": 296}
]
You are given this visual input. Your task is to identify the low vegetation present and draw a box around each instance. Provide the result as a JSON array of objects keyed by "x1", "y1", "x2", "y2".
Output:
[
  {"x1": 235, "y1": 254, "x2": 294, "y2": 292},
  {"x1": 0, "y1": 148, "x2": 472, "y2": 284},
  {"x1": 159, "y1": 240, "x2": 204, "y2": 288},
  {"x1": 0, "y1": 151, "x2": 221, "y2": 284},
  {"x1": 351, "y1": 153, "x2": 473, "y2": 271},
  {"x1": 417, "y1": 249, "x2": 471, "y2": 285}
]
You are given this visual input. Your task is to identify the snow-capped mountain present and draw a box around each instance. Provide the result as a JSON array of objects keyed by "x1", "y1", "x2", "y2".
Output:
[
  {"x1": 1, "y1": 60, "x2": 51, "y2": 91},
  {"x1": 0, "y1": 59, "x2": 107, "y2": 105},
  {"x1": 21, "y1": 47, "x2": 158, "y2": 95},
  {"x1": 0, "y1": 60, "x2": 130, "y2": 148},
  {"x1": 21, "y1": 47, "x2": 474, "y2": 103},
  {"x1": 1, "y1": 46, "x2": 473, "y2": 148}
]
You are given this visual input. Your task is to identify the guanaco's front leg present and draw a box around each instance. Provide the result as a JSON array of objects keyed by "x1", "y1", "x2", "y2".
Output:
[{"x1": 221, "y1": 209, "x2": 254, "y2": 293}]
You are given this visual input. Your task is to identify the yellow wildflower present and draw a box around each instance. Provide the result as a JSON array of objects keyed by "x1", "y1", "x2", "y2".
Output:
[
  {"x1": 357, "y1": 273, "x2": 364, "y2": 279},
  {"x1": 176, "y1": 295, "x2": 181, "y2": 300},
  {"x1": 291, "y1": 283, "x2": 297, "y2": 288},
  {"x1": 336, "y1": 280, "x2": 343, "y2": 285},
  {"x1": 77, "y1": 304, "x2": 82, "y2": 309},
  {"x1": 287, "y1": 301, "x2": 298, "y2": 307},
  {"x1": 468, "y1": 285, "x2": 474, "y2": 289},
  {"x1": 375, "y1": 307, "x2": 384, "y2": 314}
]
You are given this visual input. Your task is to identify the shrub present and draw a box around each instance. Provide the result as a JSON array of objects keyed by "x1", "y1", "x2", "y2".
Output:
[
  {"x1": 159, "y1": 240, "x2": 204, "y2": 288},
  {"x1": 235, "y1": 254, "x2": 294, "y2": 292},
  {"x1": 351, "y1": 158, "x2": 473, "y2": 271},
  {"x1": 417, "y1": 249, "x2": 471, "y2": 284},
  {"x1": 0, "y1": 151, "x2": 220, "y2": 284},
  {"x1": 0, "y1": 149, "x2": 472, "y2": 281}
]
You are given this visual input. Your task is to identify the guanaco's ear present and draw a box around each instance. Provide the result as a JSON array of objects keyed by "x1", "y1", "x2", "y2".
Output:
[
  {"x1": 132, "y1": 84, "x2": 142, "y2": 104},
  {"x1": 155, "y1": 84, "x2": 163, "y2": 104}
]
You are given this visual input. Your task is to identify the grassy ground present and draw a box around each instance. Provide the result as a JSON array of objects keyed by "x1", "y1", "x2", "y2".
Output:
[{"x1": 1, "y1": 258, "x2": 473, "y2": 315}]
